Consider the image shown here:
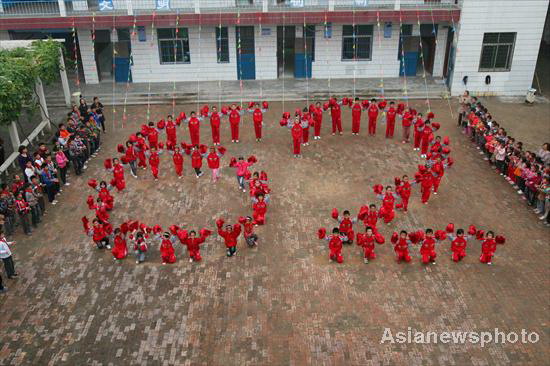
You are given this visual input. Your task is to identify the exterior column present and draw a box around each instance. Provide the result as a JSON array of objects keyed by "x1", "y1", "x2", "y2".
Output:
[
  {"x1": 59, "y1": 49, "x2": 71, "y2": 107},
  {"x1": 328, "y1": 0, "x2": 334, "y2": 11},
  {"x1": 126, "y1": 0, "x2": 133, "y2": 15},
  {"x1": 194, "y1": 0, "x2": 200, "y2": 14},
  {"x1": 58, "y1": 0, "x2": 67, "y2": 16},
  {"x1": 262, "y1": 0, "x2": 268, "y2": 12},
  {"x1": 8, "y1": 122, "x2": 20, "y2": 153},
  {"x1": 35, "y1": 77, "x2": 51, "y2": 130},
  {"x1": 394, "y1": 0, "x2": 400, "y2": 11}
]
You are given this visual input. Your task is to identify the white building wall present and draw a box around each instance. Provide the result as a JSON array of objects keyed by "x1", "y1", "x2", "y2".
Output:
[
  {"x1": 131, "y1": 25, "x2": 237, "y2": 83},
  {"x1": 77, "y1": 28, "x2": 100, "y2": 84},
  {"x1": 432, "y1": 26, "x2": 448, "y2": 77},
  {"x1": 312, "y1": 23, "x2": 401, "y2": 79},
  {"x1": 450, "y1": 0, "x2": 549, "y2": 96}
]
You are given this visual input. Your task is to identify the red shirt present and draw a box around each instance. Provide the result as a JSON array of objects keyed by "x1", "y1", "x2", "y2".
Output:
[
  {"x1": 252, "y1": 109, "x2": 263, "y2": 124},
  {"x1": 229, "y1": 110, "x2": 241, "y2": 125},
  {"x1": 386, "y1": 107, "x2": 397, "y2": 124},
  {"x1": 210, "y1": 113, "x2": 221, "y2": 128},
  {"x1": 207, "y1": 152, "x2": 220, "y2": 169},
  {"x1": 402, "y1": 112, "x2": 413, "y2": 127},
  {"x1": 352, "y1": 103, "x2": 362, "y2": 120},
  {"x1": 218, "y1": 225, "x2": 242, "y2": 247}
]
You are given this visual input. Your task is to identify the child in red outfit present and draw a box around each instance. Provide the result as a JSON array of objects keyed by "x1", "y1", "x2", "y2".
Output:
[
  {"x1": 367, "y1": 98, "x2": 380, "y2": 136},
  {"x1": 112, "y1": 228, "x2": 127, "y2": 260},
  {"x1": 356, "y1": 226, "x2": 383, "y2": 263},
  {"x1": 179, "y1": 229, "x2": 209, "y2": 262},
  {"x1": 146, "y1": 146, "x2": 163, "y2": 180},
  {"x1": 312, "y1": 101, "x2": 324, "y2": 139},
  {"x1": 159, "y1": 232, "x2": 177, "y2": 264},
  {"x1": 252, "y1": 193, "x2": 269, "y2": 225},
  {"x1": 350, "y1": 97, "x2": 363, "y2": 135},
  {"x1": 170, "y1": 146, "x2": 184, "y2": 178},
  {"x1": 478, "y1": 231, "x2": 502, "y2": 265},
  {"x1": 333, "y1": 209, "x2": 357, "y2": 244},
  {"x1": 418, "y1": 228, "x2": 438, "y2": 264},
  {"x1": 393, "y1": 230, "x2": 412, "y2": 263},
  {"x1": 247, "y1": 102, "x2": 267, "y2": 142},
  {"x1": 217, "y1": 220, "x2": 242, "y2": 257},
  {"x1": 320, "y1": 228, "x2": 347, "y2": 263},
  {"x1": 447, "y1": 228, "x2": 472, "y2": 262},
  {"x1": 395, "y1": 175, "x2": 412, "y2": 212},
  {"x1": 243, "y1": 216, "x2": 259, "y2": 247},
  {"x1": 385, "y1": 101, "x2": 398, "y2": 138}
]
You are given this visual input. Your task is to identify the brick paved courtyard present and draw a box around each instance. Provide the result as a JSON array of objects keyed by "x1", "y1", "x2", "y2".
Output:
[{"x1": 0, "y1": 99, "x2": 548, "y2": 365}]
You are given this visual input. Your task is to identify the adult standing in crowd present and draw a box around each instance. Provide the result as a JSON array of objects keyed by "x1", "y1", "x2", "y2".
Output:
[
  {"x1": 457, "y1": 90, "x2": 472, "y2": 127},
  {"x1": 91, "y1": 97, "x2": 106, "y2": 133},
  {"x1": 0, "y1": 229, "x2": 17, "y2": 279}
]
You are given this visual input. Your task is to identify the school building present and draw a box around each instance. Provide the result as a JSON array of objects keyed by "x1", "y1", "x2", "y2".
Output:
[{"x1": 1, "y1": 0, "x2": 548, "y2": 96}]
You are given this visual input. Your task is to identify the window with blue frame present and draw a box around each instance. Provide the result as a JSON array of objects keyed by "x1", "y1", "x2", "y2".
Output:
[{"x1": 157, "y1": 28, "x2": 190, "y2": 64}]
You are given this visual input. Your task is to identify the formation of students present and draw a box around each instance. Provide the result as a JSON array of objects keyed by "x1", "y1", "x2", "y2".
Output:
[
  {"x1": 458, "y1": 91, "x2": 550, "y2": 226},
  {"x1": 82, "y1": 112, "x2": 273, "y2": 264},
  {"x1": 319, "y1": 222, "x2": 506, "y2": 265}
]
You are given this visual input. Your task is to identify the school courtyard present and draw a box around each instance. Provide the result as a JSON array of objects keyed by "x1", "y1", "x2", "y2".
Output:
[{"x1": 0, "y1": 98, "x2": 548, "y2": 365}]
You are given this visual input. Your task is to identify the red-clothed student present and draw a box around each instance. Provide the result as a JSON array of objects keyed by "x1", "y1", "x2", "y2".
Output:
[
  {"x1": 184, "y1": 111, "x2": 203, "y2": 146},
  {"x1": 301, "y1": 108, "x2": 315, "y2": 146},
  {"x1": 393, "y1": 230, "x2": 412, "y2": 263},
  {"x1": 320, "y1": 228, "x2": 347, "y2": 263},
  {"x1": 416, "y1": 166, "x2": 433, "y2": 204},
  {"x1": 208, "y1": 106, "x2": 222, "y2": 145},
  {"x1": 242, "y1": 216, "x2": 259, "y2": 247},
  {"x1": 448, "y1": 228, "x2": 471, "y2": 262},
  {"x1": 147, "y1": 122, "x2": 160, "y2": 149},
  {"x1": 361, "y1": 204, "x2": 379, "y2": 232},
  {"x1": 376, "y1": 186, "x2": 398, "y2": 224},
  {"x1": 179, "y1": 229, "x2": 209, "y2": 262},
  {"x1": 93, "y1": 197, "x2": 110, "y2": 223},
  {"x1": 367, "y1": 98, "x2": 380, "y2": 136},
  {"x1": 110, "y1": 158, "x2": 126, "y2": 192},
  {"x1": 165, "y1": 114, "x2": 179, "y2": 147},
  {"x1": 431, "y1": 156, "x2": 446, "y2": 194},
  {"x1": 159, "y1": 232, "x2": 177, "y2": 264},
  {"x1": 312, "y1": 101, "x2": 324, "y2": 140},
  {"x1": 385, "y1": 101, "x2": 398, "y2": 138},
  {"x1": 206, "y1": 146, "x2": 225, "y2": 183},
  {"x1": 123, "y1": 141, "x2": 138, "y2": 178},
  {"x1": 283, "y1": 116, "x2": 304, "y2": 157},
  {"x1": 252, "y1": 193, "x2": 269, "y2": 225},
  {"x1": 217, "y1": 220, "x2": 242, "y2": 257},
  {"x1": 146, "y1": 146, "x2": 163, "y2": 180},
  {"x1": 420, "y1": 120, "x2": 438, "y2": 157},
  {"x1": 187, "y1": 145, "x2": 207, "y2": 178},
  {"x1": 333, "y1": 209, "x2": 356, "y2": 244},
  {"x1": 413, "y1": 113, "x2": 424, "y2": 150},
  {"x1": 170, "y1": 146, "x2": 184, "y2": 179},
  {"x1": 88, "y1": 218, "x2": 110, "y2": 249},
  {"x1": 401, "y1": 108, "x2": 414, "y2": 143},
  {"x1": 248, "y1": 102, "x2": 267, "y2": 142},
  {"x1": 135, "y1": 133, "x2": 148, "y2": 169},
  {"x1": 356, "y1": 226, "x2": 383, "y2": 263},
  {"x1": 329, "y1": 99, "x2": 343, "y2": 135},
  {"x1": 227, "y1": 104, "x2": 245, "y2": 143},
  {"x1": 418, "y1": 228, "x2": 438, "y2": 264},
  {"x1": 112, "y1": 228, "x2": 127, "y2": 260},
  {"x1": 350, "y1": 97, "x2": 363, "y2": 135},
  {"x1": 395, "y1": 175, "x2": 412, "y2": 212},
  {"x1": 95, "y1": 181, "x2": 114, "y2": 211},
  {"x1": 478, "y1": 231, "x2": 502, "y2": 265}
]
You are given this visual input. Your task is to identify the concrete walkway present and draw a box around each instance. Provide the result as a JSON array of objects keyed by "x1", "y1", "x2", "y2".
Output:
[{"x1": 46, "y1": 76, "x2": 450, "y2": 106}]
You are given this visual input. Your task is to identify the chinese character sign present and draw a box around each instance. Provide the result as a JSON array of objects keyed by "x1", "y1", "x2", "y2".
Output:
[
  {"x1": 156, "y1": 0, "x2": 170, "y2": 10},
  {"x1": 98, "y1": 0, "x2": 114, "y2": 11}
]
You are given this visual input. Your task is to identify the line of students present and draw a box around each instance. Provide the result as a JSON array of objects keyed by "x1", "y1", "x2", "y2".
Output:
[{"x1": 319, "y1": 223, "x2": 505, "y2": 265}]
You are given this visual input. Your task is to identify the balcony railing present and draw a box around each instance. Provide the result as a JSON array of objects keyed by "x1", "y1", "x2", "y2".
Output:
[{"x1": 0, "y1": 0, "x2": 459, "y2": 17}]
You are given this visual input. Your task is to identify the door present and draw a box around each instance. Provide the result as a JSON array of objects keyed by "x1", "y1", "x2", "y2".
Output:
[
  {"x1": 277, "y1": 26, "x2": 295, "y2": 78},
  {"x1": 114, "y1": 28, "x2": 132, "y2": 83},
  {"x1": 398, "y1": 24, "x2": 418, "y2": 77},
  {"x1": 443, "y1": 26, "x2": 454, "y2": 78},
  {"x1": 420, "y1": 24, "x2": 437, "y2": 75},
  {"x1": 94, "y1": 29, "x2": 112, "y2": 82},
  {"x1": 294, "y1": 25, "x2": 314, "y2": 79},
  {"x1": 236, "y1": 26, "x2": 256, "y2": 80}
]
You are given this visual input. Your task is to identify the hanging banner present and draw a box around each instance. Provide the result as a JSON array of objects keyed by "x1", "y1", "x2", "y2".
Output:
[
  {"x1": 156, "y1": 0, "x2": 170, "y2": 10},
  {"x1": 98, "y1": 0, "x2": 114, "y2": 11}
]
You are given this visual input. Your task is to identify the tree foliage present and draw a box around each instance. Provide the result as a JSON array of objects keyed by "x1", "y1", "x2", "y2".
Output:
[{"x1": 0, "y1": 39, "x2": 62, "y2": 126}]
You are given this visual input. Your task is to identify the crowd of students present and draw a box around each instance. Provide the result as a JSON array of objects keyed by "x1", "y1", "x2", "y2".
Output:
[
  {"x1": 82, "y1": 111, "x2": 272, "y2": 265},
  {"x1": 0, "y1": 96, "x2": 105, "y2": 237},
  {"x1": 458, "y1": 91, "x2": 550, "y2": 226}
]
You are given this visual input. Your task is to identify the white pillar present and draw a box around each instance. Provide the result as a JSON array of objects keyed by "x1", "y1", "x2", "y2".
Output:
[
  {"x1": 58, "y1": 0, "x2": 67, "y2": 16},
  {"x1": 262, "y1": 0, "x2": 268, "y2": 12},
  {"x1": 8, "y1": 122, "x2": 20, "y2": 152},
  {"x1": 328, "y1": 0, "x2": 334, "y2": 11},
  {"x1": 194, "y1": 0, "x2": 200, "y2": 13},
  {"x1": 394, "y1": 0, "x2": 400, "y2": 11},
  {"x1": 59, "y1": 49, "x2": 71, "y2": 107},
  {"x1": 35, "y1": 77, "x2": 51, "y2": 130},
  {"x1": 77, "y1": 28, "x2": 100, "y2": 84},
  {"x1": 126, "y1": 0, "x2": 133, "y2": 15}
]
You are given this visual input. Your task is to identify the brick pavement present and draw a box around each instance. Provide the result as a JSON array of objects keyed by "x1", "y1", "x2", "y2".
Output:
[{"x1": 0, "y1": 100, "x2": 548, "y2": 365}]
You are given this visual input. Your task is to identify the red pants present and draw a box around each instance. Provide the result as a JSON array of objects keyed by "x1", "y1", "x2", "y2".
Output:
[
  {"x1": 421, "y1": 186, "x2": 431, "y2": 203},
  {"x1": 363, "y1": 248, "x2": 376, "y2": 259},
  {"x1": 253, "y1": 212, "x2": 266, "y2": 225},
  {"x1": 452, "y1": 250, "x2": 466, "y2": 262},
  {"x1": 190, "y1": 130, "x2": 200, "y2": 146},
  {"x1": 421, "y1": 251, "x2": 436, "y2": 264},
  {"x1": 396, "y1": 249, "x2": 411, "y2": 262},
  {"x1": 254, "y1": 123, "x2": 262, "y2": 139},
  {"x1": 329, "y1": 249, "x2": 343, "y2": 263},
  {"x1": 151, "y1": 165, "x2": 159, "y2": 179},
  {"x1": 149, "y1": 140, "x2": 158, "y2": 149},
  {"x1": 211, "y1": 126, "x2": 220, "y2": 144},
  {"x1": 402, "y1": 126, "x2": 411, "y2": 142},
  {"x1": 421, "y1": 139, "x2": 430, "y2": 154},
  {"x1": 414, "y1": 132, "x2": 422, "y2": 148},
  {"x1": 175, "y1": 164, "x2": 183, "y2": 177},
  {"x1": 167, "y1": 134, "x2": 177, "y2": 147},
  {"x1": 293, "y1": 139, "x2": 301, "y2": 155},
  {"x1": 382, "y1": 209, "x2": 395, "y2": 224},
  {"x1": 138, "y1": 152, "x2": 147, "y2": 168},
  {"x1": 480, "y1": 252, "x2": 494, "y2": 263},
  {"x1": 115, "y1": 178, "x2": 125, "y2": 191},
  {"x1": 400, "y1": 196, "x2": 410, "y2": 212},
  {"x1": 162, "y1": 253, "x2": 176, "y2": 263},
  {"x1": 331, "y1": 117, "x2": 342, "y2": 133},
  {"x1": 368, "y1": 117, "x2": 377, "y2": 135},
  {"x1": 303, "y1": 128, "x2": 309, "y2": 143},
  {"x1": 230, "y1": 123, "x2": 239, "y2": 140},
  {"x1": 314, "y1": 120, "x2": 322, "y2": 137},
  {"x1": 433, "y1": 177, "x2": 442, "y2": 193},
  {"x1": 189, "y1": 249, "x2": 202, "y2": 261},
  {"x1": 341, "y1": 229, "x2": 354, "y2": 242},
  {"x1": 352, "y1": 117, "x2": 361, "y2": 134},
  {"x1": 386, "y1": 122, "x2": 395, "y2": 138}
]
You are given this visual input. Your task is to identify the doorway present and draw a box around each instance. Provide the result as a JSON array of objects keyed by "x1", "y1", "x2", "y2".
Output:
[
  {"x1": 114, "y1": 28, "x2": 132, "y2": 83},
  {"x1": 277, "y1": 26, "x2": 295, "y2": 79},
  {"x1": 94, "y1": 29, "x2": 112, "y2": 82},
  {"x1": 236, "y1": 26, "x2": 256, "y2": 80},
  {"x1": 419, "y1": 24, "x2": 437, "y2": 75}
]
